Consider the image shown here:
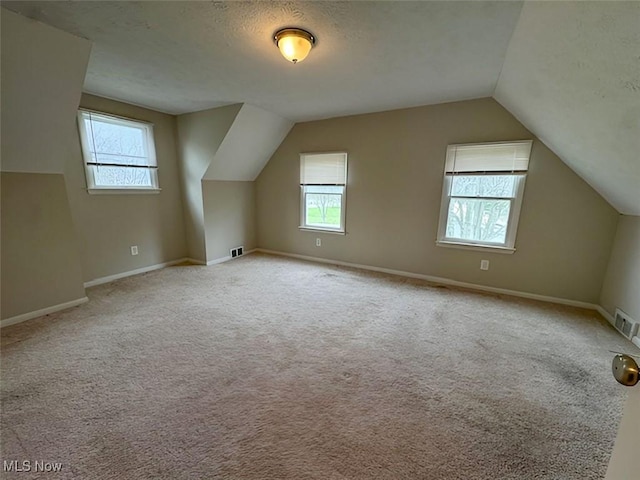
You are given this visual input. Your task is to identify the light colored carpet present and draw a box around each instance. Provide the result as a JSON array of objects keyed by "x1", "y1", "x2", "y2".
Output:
[{"x1": 1, "y1": 253, "x2": 631, "y2": 479}]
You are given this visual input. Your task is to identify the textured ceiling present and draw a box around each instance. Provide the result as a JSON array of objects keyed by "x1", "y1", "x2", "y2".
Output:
[
  {"x1": 2, "y1": 1, "x2": 638, "y2": 215},
  {"x1": 495, "y1": 1, "x2": 640, "y2": 215},
  {"x1": 1, "y1": 1, "x2": 523, "y2": 120}
]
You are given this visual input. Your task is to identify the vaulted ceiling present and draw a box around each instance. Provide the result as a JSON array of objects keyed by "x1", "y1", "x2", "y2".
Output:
[
  {"x1": 2, "y1": 1, "x2": 638, "y2": 214},
  {"x1": 494, "y1": 1, "x2": 639, "y2": 216}
]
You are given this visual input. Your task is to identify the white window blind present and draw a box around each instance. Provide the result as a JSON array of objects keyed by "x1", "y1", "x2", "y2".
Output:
[
  {"x1": 300, "y1": 152, "x2": 347, "y2": 185},
  {"x1": 445, "y1": 141, "x2": 532, "y2": 174}
]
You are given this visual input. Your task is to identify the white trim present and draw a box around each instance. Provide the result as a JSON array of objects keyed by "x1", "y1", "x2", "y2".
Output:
[
  {"x1": 596, "y1": 305, "x2": 615, "y2": 326},
  {"x1": 206, "y1": 249, "x2": 256, "y2": 266},
  {"x1": 1, "y1": 297, "x2": 89, "y2": 328},
  {"x1": 256, "y1": 248, "x2": 598, "y2": 310},
  {"x1": 78, "y1": 107, "x2": 154, "y2": 126},
  {"x1": 207, "y1": 256, "x2": 232, "y2": 266},
  {"x1": 84, "y1": 258, "x2": 189, "y2": 288},
  {"x1": 436, "y1": 241, "x2": 515, "y2": 254},
  {"x1": 87, "y1": 188, "x2": 161, "y2": 195},
  {"x1": 186, "y1": 257, "x2": 206, "y2": 265},
  {"x1": 298, "y1": 227, "x2": 346, "y2": 235}
]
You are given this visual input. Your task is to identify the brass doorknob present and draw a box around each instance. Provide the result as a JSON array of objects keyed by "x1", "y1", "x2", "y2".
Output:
[{"x1": 612, "y1": 354, "x2": 639, "y2": 386}]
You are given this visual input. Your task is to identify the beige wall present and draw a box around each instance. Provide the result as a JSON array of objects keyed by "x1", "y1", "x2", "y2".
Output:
[
  {"x1": 176, "y1": 104, "x2": 241, "y2": 262},
  {"x1": 63, "y1": 94, "x2": 187, "y2": 283},
  {"x1": 1, "y1": 9, "x2": 89, "y2": 321},
  {"x1": 256, "y1": 98, "x2": 618, "y2": 303},
  {"x1": 600, "y1": 216, "x2": 640, "y2": 321},
  {"x1": 599, "y1": 217, "x2": 640, "y2": 479},
  {"x1": 203, "y1": 181, "x2": 256, "y2": 262},
  {"x1": 1, "y1": 174, "x2": 86, "y2": 319},
  {"x1": 0, "y1": 8, "x2": 91, "y2": 174}
]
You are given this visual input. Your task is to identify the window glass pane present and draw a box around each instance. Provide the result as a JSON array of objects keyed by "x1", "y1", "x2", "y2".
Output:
[
  {"x1": 450, "y1": 176, "x2": 479, "y2": 197},
  {"x1": 85, "y1": 117, "x2": 149, "y2": 166},
  {"x1": 445, "y1": 198, "x2": 511, "y2": 244},
  {"x1": 450, "y1": 175, "x2": 517, "y2": 198},
  {"x1": 92, "y1": 165, "x2": 152, "y2": 187},
  {"x1": 305, "y1": 185, "x2": 343, "y2": 229}
]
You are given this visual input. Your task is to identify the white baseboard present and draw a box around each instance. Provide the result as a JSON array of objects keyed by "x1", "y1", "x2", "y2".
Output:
[
  {"x1": 84, "y1": 258, "x2": 190, "y2": 288},
  {"x1": 1, "y1": 297, "x2": 89, "y2": 329},
  {"x1": 256, "y1": 248, "x2": 600, "y2": 311},
  {"x1": 596, "y1": 305, "x2": 615, "y2": 326},
  {"x1": 206, "y1": 249, "x2": 257, "y2": 266},
  {"x1": 595, "y1": 306, "x2": 640, "y2": 350},
  {"x1": 207, "y1": 255, "x2": 232, "y2": 266},
  {"x1": 85, "y1": 251, "x2": 258, "y2": 285},
  {"x1": 185, "y1": 257, "x2": 206, "y2": 265}
]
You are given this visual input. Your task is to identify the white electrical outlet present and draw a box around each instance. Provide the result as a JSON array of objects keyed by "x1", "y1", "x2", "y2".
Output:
[
  {"x1": 131, "y1": 245, "x2": 139, "y2": 256},
  {"x1": 316, "y1": 238, "x2": 321, "y2": 247},
  {"x1": 480, "y1": 259, "x2": 489, "y2": 270}
]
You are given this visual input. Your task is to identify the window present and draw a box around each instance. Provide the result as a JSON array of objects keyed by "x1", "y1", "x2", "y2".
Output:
[
  {"x1": 77, "y1": 110, "x2": 159, "y2": 193},
  {"x1": 437, "y1": 141, "x2": 532, "y2": 252},
  {"x1": 300, "y1": 152, "x2": 347, "y2": 233}
]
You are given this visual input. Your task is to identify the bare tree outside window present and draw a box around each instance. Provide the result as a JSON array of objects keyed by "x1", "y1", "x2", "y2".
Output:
[
  {"x1": 445, "y1": 175, "x2": 518, "y2": 244},
  {"x1": 87, "y1": 119, "x2": 152, "y2": 187},
  {"x1": 305, "y1": 186, "x2": 342, "y2": 227},
  {"x1": 308, "y1": 194, "x2": 341, "y2": 224},
  {"x1": 78, "y1": 111, "x2": 158, "y2": 191}
]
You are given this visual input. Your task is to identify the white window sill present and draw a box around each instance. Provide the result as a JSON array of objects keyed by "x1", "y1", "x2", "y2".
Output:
[
  {"x1": 436, "y1": 240, "x2": 515, "y2": 254},
  {"x1": 87, "y1": 188, "x2": 161, "y2": 195},
  {"x1": 299, "y1": 226, "x2": 346, "y2": 235}
]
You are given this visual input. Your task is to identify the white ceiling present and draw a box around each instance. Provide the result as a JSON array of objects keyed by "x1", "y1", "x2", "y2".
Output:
[
  {"x1": 495, "y1": 1, "x2": 639, "y2": 215},
  {"x1": 1, "y1": 1, "x2": 523, "y2": 120},
  {"x1": 2, "y1": 1, "x2": 638, "y2": 215},
  {"x1": 205, "y1": 104, "x2": 293, "y2": 181}
]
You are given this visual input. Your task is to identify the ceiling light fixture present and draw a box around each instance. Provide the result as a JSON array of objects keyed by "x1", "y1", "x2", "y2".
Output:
[{"x1": 273, "y1": 28, "x2": 316, "y2": 64}]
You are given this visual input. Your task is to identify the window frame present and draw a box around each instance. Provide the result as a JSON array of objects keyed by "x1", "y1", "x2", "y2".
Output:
[
  {"x1": 436, "y1": 141, "x2": 532, "y2": 253},
  {"x1": 76, "y1": 109, "x2": 160, "y2": 194},
  {"x1": 299, "y1": 152, "x2": 348, "y2": 234}
]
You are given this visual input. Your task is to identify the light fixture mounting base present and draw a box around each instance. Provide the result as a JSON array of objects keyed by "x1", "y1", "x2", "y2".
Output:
[{"x1": 273, "y1": 28, "x2": 316, "y2": 47}]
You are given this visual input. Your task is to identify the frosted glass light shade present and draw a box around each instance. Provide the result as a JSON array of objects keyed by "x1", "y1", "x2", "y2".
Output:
[{"x1": 274, "y1": 28, "x2": 316, "y2": 64}]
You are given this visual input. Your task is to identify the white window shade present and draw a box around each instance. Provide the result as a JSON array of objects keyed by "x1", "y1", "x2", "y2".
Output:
[
  {"x1": 445, "y1": 141, "x2": 532, "y2": 174},
  {"x1": 300, "y1": 152, "x2": 347, "y2": 185}
]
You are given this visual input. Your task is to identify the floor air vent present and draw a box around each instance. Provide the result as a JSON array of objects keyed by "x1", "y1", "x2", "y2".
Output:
[
  {"x1": 614, "y1": 308, "x2": 638, "y2": 340},
  {"x1": 230, "y1": 246, "x2": 244, "y2": 258}
]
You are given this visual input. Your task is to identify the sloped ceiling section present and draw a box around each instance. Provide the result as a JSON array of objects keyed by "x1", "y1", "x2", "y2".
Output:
[
  {"x1": 204, "y1": 104, "x2": 293, "y2": 181},
  {"x1": 494, "y1": 1, "x2": 640, "y2": 215},
  {"x1": 0, "y1": 1, "x2": 523, "y2": 121},
  {"x1": 0, "y1": 8, "x2": 91, "y2": 173}
]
